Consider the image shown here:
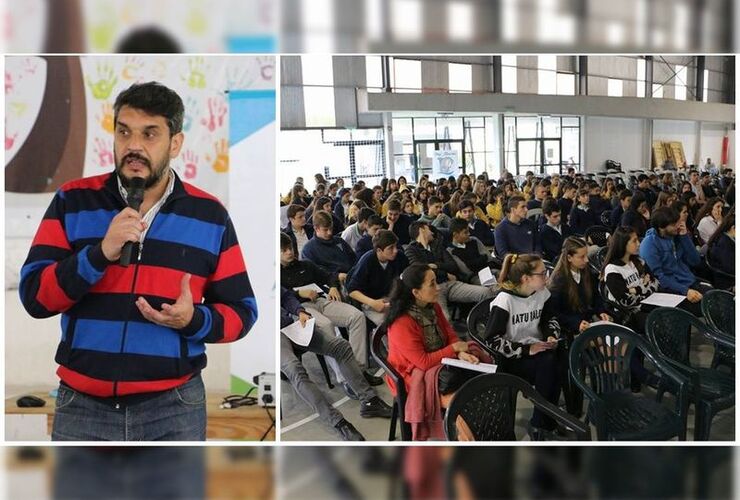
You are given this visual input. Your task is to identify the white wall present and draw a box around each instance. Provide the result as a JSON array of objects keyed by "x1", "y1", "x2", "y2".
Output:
[
  {"x1": 583, "y1": 116, "x2": 646, "y2": 172},
  {"x1": 653, "y1": 119, "x2": 700, "y2": 165},
  {"x1": 700, "y1": 123, "x2": 735, "y2": 169}
]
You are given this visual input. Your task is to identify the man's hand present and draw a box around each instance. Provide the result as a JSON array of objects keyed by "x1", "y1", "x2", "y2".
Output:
[
  {"x1": 677, "y1": 221, "x2": 688, "y2": 235},
  {"x1": 327, "y1": 287, "x2": 342, "y2": 302},
  {"x1": 371, "y1": 298, "x2": 390, "y2": 313},
  {"x1": 338, "y1": 273, "x2": 347, "y2": 283},
  {"x1": 101, "y1": 207, "x2": 147, "y2": 261},
  {"x1": 687, "y1": 289, "x2": 703, "y2": 303},
  {"x1": 386, "y1": 218, "x2": 395, "y2": 230},
  {"x1": 298, "y1": 311, "x2": 311, "y2": 327},
  {"x1": 298, "y1": 289, "x2": 319, "y2": 301},
  {"x1": 136, "y1": 273, "x2": 195, "y2": 329}
]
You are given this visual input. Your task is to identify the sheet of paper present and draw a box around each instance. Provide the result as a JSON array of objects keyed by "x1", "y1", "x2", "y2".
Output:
[
  {"x1": 442, "y1": 357, "x2": 498, "y2": 374},
  {"x1": 280, "y1": 318, "x2": 315, "y2": 347},
  {"x1": 640, "y1": 292, "x2": 685, "y2": 308},
  {"x1": 292, "y1": 283, "x2": 324, "y2": 294},
  {"x1": 478, "y1": 266, "x2": 497, "y2": 287}
]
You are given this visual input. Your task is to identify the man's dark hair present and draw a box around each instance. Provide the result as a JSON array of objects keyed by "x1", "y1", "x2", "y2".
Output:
[
  {"x1": 619, "y1": 189, "x2": 633, "y2": 201},
  {"x1": 358, "y1": 207, "x2": 376, "y2": 224},
  {"x1": 408, "y1": 220, "x2": 429, "y2": 240},
  {"x1": 449, "y1": 217, "x2": 469, "y2": 235},
  {"x1": 542, "y1": 198, "x2": 561, "y2": 216},
  {"x1": 367, "y1": 214, "x2": 383, "y2": 227},
  {"x1": 287, "y1": 204, "x2": 306, "y2": 220},
  {"x1": 387, "y1": 199, "x2": 402, "y2": 212},
  {"x1": 428, "y1": 196, "x2": 442, "y2": 206},
  {"x1": 313, "y1": 210, "x2": 333, "y2": 229},
  {"x1": 637, "y1": 174, "x2": 649, "y2": 183},
  {"x1": 507, "y1": 195, "x2": 525, "y2": 212},
  {"x1": 458, "y1": 200, "x2": 475, "y2": 212},
  {"x1": 280, "y1": 232, "x2": 292, "y2": 250},
  {"x1": 115, "y1": 27, "x2": 182, "y2": 53},
  {"x1": 114, "y1": 82, "x2": 185, "y2": 136},
  {"x1": 373, "y1": 229, "x2": 398, "y2": 250},
  {"x1": 651, "y1": 206, "x2": 680, "y2": 230}
]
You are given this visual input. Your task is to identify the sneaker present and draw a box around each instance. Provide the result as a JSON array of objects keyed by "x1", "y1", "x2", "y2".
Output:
[
  {"x1": 363, "y1": 370, "x2": 384, "y2": 386},
  {"x1": 359, "y1": 396, "x2": 393, "y2": 418},
  {"x1": 341, "y1": 382, "x2": 359, "y2": 400},
  {"x1": 334, "y1": 419, "x2": 365, "y2": 441}
]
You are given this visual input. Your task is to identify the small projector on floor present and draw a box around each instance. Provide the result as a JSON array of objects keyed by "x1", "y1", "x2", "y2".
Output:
[{"x1": 253, "y1": 372, "x2": 275, "y2": 407}]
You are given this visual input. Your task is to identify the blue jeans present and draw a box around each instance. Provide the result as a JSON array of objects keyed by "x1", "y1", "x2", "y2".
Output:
[{"x1": 52, "y1": 375, "x2": 207, "y2": 441}]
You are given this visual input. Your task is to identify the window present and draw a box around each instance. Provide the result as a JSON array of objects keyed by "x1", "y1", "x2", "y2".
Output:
[
  {"x1": 366, "y1": 56, "x2": 383, "y2": 92},
  {"x1": 448, "y1": 63, "x2": 472, "y2": 93},
  {"x1": 703, "y1": 69, "x2": 709, "y2": 102},
  {"x1": 538, "y1": 55, "x2": 557, "y2": 95},
  {"x1": 652, "y1": 83, "x2": 663, "y2": 98},
  {"x1": 557, "y1": 73, "x2": 575, "y2": 95},
  {"x1": 301, "y1": 55, "x2": 334, "y2": 86},
  {"x1": 607, "y1": 78, "x2": 623, "y2": 97},
  {"x1": 392, "y1": 58, "x2": 422, "y2": 93},
  {"x1": 303, "y1": 87, "x2": 336, "y2": 127},
  {"x1": 674, "y1": 64, "x2": 687, "y2": 100},
  {"x1": 636, "y1": 58, "x2": 646, "y2": 97},
  {"x1": 503, "y1": 115, "x2": 580, "y2": 175},
  {"x1": 501, "y1": 55, "x2": 517, "y2": 93}
]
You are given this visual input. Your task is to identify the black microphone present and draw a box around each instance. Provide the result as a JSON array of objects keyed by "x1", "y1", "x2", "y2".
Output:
[{"x1": 119, "y1": 177, "x2": 146, "y2": 267}]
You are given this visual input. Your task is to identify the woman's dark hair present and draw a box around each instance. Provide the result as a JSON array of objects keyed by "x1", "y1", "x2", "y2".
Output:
[
  {"x1": 354, "y1": 187, "x2": 375, "y2": 208},
  {"x1": 290, "y1": 184, "x2": 308, "y2": 206},
  {"x1": 114, "y1": 82, "x2": 184, "y2": 136},
  {"x1": 650, "y1": 206, "x2": 680, "y2": 230},
  {"x1": 693, "y1": 197, "x2": 723, "y2": 231},
  {"x1": 485, "y1": 187, "x2": 503, "y2": 206},
  {"x1": 437, "y1": 185, "x2": 451, "y2": 203},
  {"x1": 628, "y1": 190, "x2": 646, "y2": 212},
  {"x1": 385, "y1": 264, "x2": 434, "y2": 326},
  {"x1": 601, "y1": 226, "x2": 645, "y2": 278},
  {"x1": 707, "y1": 207, "x2": 735, "y2": 250},
  {"x1": 551, "y1": 236, "x2": 592, "y2": 313}
]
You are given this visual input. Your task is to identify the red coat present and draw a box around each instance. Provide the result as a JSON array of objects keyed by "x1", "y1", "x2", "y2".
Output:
[{"x1": 386, "y1": 303, "x2": 460, "y2": 396}]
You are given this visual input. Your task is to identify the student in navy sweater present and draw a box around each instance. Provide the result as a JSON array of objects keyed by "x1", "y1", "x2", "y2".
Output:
[
  {"x1": 383, "y1": 199, "x2": 413, "y2": 246},
  {"x1": 527, "y1": 182, "x2": 548, "y2": 210},
  {"x1": 301, "y1": 210, "x2": 357, "y2": 275},
  {"x1": 539, "y1": 198, "x2": 571, "y2": 263},
  {"x1": 19, "y1": 82, "x2": 258, "y2": 441},
  {"x1": 568, "y1": 188, "x2": 599, "y2": 236},
  {"x1": 494, "y1": 196, "x2": 541, "y2": 258},
  {"x1": 706, "y1": 211, "x2": 735, "y2": 290},
  {"x1": 621, "y1": 191, "x2": 650, "y2": 238},
  {"x1": 557, "y1": 183, "x2": 577, "y2": 225},
  {"x1": 609, "y1": 189, "x2": 632, "y2": 230},
  {"x1": 354, "y1": 214, "x2": 384, "y2": 257},
  {"x1": 458, "y1": 200, "x2": 494, "y2": 246}
]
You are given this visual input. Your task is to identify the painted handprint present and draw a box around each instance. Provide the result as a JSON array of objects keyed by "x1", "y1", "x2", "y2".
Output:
[
  {"x1": 226, "y1": 64, "x2": 255, "y2": 89},
  {"x1": 5, "y1": 72, "x2": 13, "y2": 94},
  {"x1": 93, "y1": 137, "x2": 114, "y2": 168},
  {"x1": 184, "y1": 57, "x2": 207, "y2": 89},
  {"x1": 183, "y1": 96, "x2": 198, "y2": 132},
  {"x1": 258, "y1": 56, "x2": 275, "y2": 81},
  {"x1": 22, "y1": 58, "x2": 38, "y2": 76},
  {"x1": 185, "y1": 3, "x2": 207, "y2": 36},
  {"x1": 86, "y1": 63, "x2": 118, "y2": 100},
  {"x1": 201, "y1": 96, "x2": 227, "y2": 132},
  {"x1": 122, "y1": 56, "x2": 144, "y2": 81},
  {"x1": 6, "y1": 130, "x2": 18, "y2": 151},
  {"x1": 182, "y1": 149, "x2": 199, "y2": 180},
  {"x1": 97, "y1": 102, "x2": 115, "y2": 134},
  {"x1": 207, "y1": 139, "x2": 229, "y2": 173}
]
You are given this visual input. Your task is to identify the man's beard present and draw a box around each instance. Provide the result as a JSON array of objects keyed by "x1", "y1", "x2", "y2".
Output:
[{"x1": 115, "y1": 151, "x2": 170, "y2": 189}]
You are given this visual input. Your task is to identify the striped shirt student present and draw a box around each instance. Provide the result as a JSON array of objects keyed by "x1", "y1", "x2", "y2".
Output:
[{"x1": 18, "y1": 82, "x2": 258, "y2": 441}]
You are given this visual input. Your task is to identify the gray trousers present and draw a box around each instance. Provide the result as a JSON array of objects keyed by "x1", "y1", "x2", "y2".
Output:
[
  {"x1": 303, "y1": 297, "x2": 368, "y2": 368},
  {"x1": 280, "y1": 330, "x2": 376, "y2": 428},
  {"x1": 438, "y1": 280, "x2": 494, "y2": 319}
]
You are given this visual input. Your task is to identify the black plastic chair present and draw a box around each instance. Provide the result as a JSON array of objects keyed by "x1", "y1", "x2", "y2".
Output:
[
  {"x1": 646, "y1": 307, "x2": 735, "y2": 440},
  {"x1": 569, "y1": 323, "x2": 690, "y2": 441},
  {"x1": 443, "y1": 373, "x2": 590, "y2": 441},
  {"x1": 370, "y1": 325, "x2": 412, "y2": 441},
  {"x1": 584, "y1": 225, "x2": 611, "y2": 248},
  {"x1": 597, "y1": 280, "x2": 634, "y2": 325},
  {"x1": 704, "y1": 253, "x2": 734, "y2": 291},
  {"x1": 701, "y1": 290, "x2": 735, "y2": 372},
  {"x1": 599, "y1": 210, "x2": 612, "y2": 228},
  {"x1": 589, "y1": 246, "x2": 609, "y2": 277}
]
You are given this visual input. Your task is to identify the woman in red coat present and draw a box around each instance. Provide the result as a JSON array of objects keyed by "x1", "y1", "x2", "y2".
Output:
[{"x1": 386, "y1": 263, "x2": 483, "y2": 439}]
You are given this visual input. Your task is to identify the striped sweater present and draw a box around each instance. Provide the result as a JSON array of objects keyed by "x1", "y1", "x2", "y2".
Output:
[{"x1": 19, "y1": 172, "x2": 258, "y2": 398}]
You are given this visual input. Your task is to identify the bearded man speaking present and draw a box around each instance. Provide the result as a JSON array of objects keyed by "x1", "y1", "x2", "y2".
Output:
[{"x1": 19, "y1": 82, "x2": 258, "y2": 441}]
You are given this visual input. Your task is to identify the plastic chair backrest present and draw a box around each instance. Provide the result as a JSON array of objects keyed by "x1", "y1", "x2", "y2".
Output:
[
  {"x1": 645, "y1": 307, "x2": 695, "y2": 367},
  {"x1": 466, "y1": 298, "x2": 494, "y2": 352},
  {"x1": 701, "y1": 290, "x2": 735, "y2": 338},
  {"x1": 585, "y1": 225, "x2": 611, "y2": 248}
]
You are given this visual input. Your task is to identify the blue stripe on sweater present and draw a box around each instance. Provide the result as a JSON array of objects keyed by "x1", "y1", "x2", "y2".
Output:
[
  {"x1": 65, "y1": 209, "x2": 117, "y2": 242},
  {"x1": 77, "y1": 245, "x2": 104, "y2": 284},
  {"x1": 147, "y1": 213, "x2": 225, "y2": 256},
  {"x1": 72, "y1": 319, "x2": 181, "y2": 358}
]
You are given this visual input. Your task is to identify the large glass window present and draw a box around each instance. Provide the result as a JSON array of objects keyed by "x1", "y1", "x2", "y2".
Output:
[
  {"x1": 501, "y1": 55, "x2": 517, "y2": 93},
  {"x1": 392, "y1": 58, "x2": 422, "y2": 93},
  {"x1": 538, "y1": 55, "x2": 557, "y2": 95},
  {"x1": 636, "y1": 57, "x2": 646, "y2": 97},
  {"x1": 448, "y1": 63, "x2": 472, "y2": 93},
  {"x1": 366, "y1": 55, "x2": 383, "y2": 92},
  {"x1": 503, "y1": 115, "x2": 580, "y2": 176},
  {"x1": 674, "y1": 64, "x2": 687, "y2": 100},
  {"x1": 607, "y1": 78, "x2": 623, "y2": 97}
]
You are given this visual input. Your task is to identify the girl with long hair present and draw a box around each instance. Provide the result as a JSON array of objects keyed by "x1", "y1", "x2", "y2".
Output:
[
  {"x1": 694, "y1": 197, "x2": 724, "y2": 245},
  {"x1": 482, "y1": 254, "x2": 562, "y2": 439},
  {"x1": 485, "y1": 187, "x2": 505, "y2": 228},
  {"x1": 621, "y1": 191, "x2": 650, "y2": 238},
  {"x1": 706, "y1": 209, "x2": 735, "y2": 289},
  {"x1": 457, "y1": 174, "x2": 472, "y2": 193}
]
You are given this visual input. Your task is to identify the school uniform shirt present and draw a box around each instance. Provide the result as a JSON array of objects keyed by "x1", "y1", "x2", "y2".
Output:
[
  {"x1": 482, "y1": 288, "x2": 560, "y2": 359},
  {"x1": 548, "y1": 270, "x2": 607, "y2": 334},
  {"x1": 557, "y1": 197, "x2": 574, "y2": 223},
  {"x1": 696, "y1": 216, "x2": 719, "y2": 245},
  {"x1": 708, "y1": 233, "x2": 735, "y2": 275},
  {"x1": 340, "y1": 222, "x2": 365, "y2": 251},
  {"x1": 603, "y1": 259, "x2": 660, "y2": 310},
  {"x1": 539, "y1": 223, "x2": 572, "y2": 263},
  {"x1": 568, "y1": 204, "x2": 598, "y2": 236}
]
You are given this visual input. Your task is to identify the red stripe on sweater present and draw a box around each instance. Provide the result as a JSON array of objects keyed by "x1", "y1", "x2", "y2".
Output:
[
  {"x1": 182, "y1": 181, "x2": 222, "y2": 203},
  {"x1": 57, "y1": 366, "x2": 192, "y2": 397},
  {"x1": 211, "y1": 244, "x2": 246, "y2": 282},
  {"x1": 60, "y1": 173, "x2": 110, "y2": 192},
  {"x1": 213, "y1": 303, "x2": 244, "y2": 342},
  {"x1": 36, "y1": 263, "x2": 75, "y2": 312},
  {"x1": 91, "y1": 265, "x2": 206, "y2": 302},
  {"x1": 31, "y1": 219, "x2": 72, "y2": 250}
]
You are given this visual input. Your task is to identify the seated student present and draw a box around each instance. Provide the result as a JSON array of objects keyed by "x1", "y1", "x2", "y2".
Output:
[
  {"x1": 494, "y1": 196, "x2": 541, "y2": 258},
  {"x1": 481, "y1": 254, "x2": 562, "y2": 440},
  {"x1": 636, "y1": 174, "x2": 657, "y2": 209},
  {"x1": 355, "y1": 214, "x2": 384, "y2": 256},
  {"x1": 405, "y1": 220, "x2": 493, "y2": 320},
  {"x1": 621, "y1": 191, "x2": 650, "y2": 238},
  {"x1": 447, "y1": 217, "x2": 495, "y2": 279},
  {"x1": 310, "y1": 196, "x2": 345, "y2": 235},
  {"x1": 281, "y1": 233, "x2": 380, "y2": 384},
  {"x1": 402, "y1": 199, "x2": 419, "y2": 220},
  {"x1": 283, "y1": 204, "x2": 315, "y2": 257},
  {"x1": 639, "y1": 207, "x2": 711, "y2": 316},
  {"x1": 610, "y1": 189, "x2": 632, "y2": 230},
  {"x1": 706, "y1": 211, "x2": 735, "y2": 290},
  {"x1": 280, "y1": 287, "x2": 391, "y2": 441},
  {"x1": 588, "y1": 182, "x2": 611, "y2": 218},
  {"x1": 568, "y1": 188, "x2": 598, "y2": 236},
  {"x1": 301, "y1": 210, "x2": 357, "y2": 275},
  {"x1": 386, "y1": 264, "x2": 488, "y2": 441},
  {"x1": 347, "y1": 230, "x2": 405, "y2": 327},
  {"x1": 458, "y1": 200, "x2": 494, "y2": 246},
  {"x1": 459, "y1": 192, "x2": 491, "y2": 226},
  {"x1": 539, "y1": 198, "x2": 572, "y2": 263},
  {"x1": 557, "y1": 183, "x2": 577, "y2": 225},
  {"x1": 694, "y1": 197, "x2": 724, "y2": 245},
  {"x1": 527, "y1": 182, "x2": 548, "y2": 210},
  {"x1": 333, "y1": 188, "x2": 352, "y2": 224},
  {"x1": 384, "y1": 199, "x2": 413, "y2": 245},
  {"x1": 418, "y1": 195, "x2": 453, "y2": 231},
  {"x1": 342, "y1": 207, "x2": 376, "y2": 252},
  {"x1": 485, "y1": 187, "x2": 505, "y2": 228}
]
